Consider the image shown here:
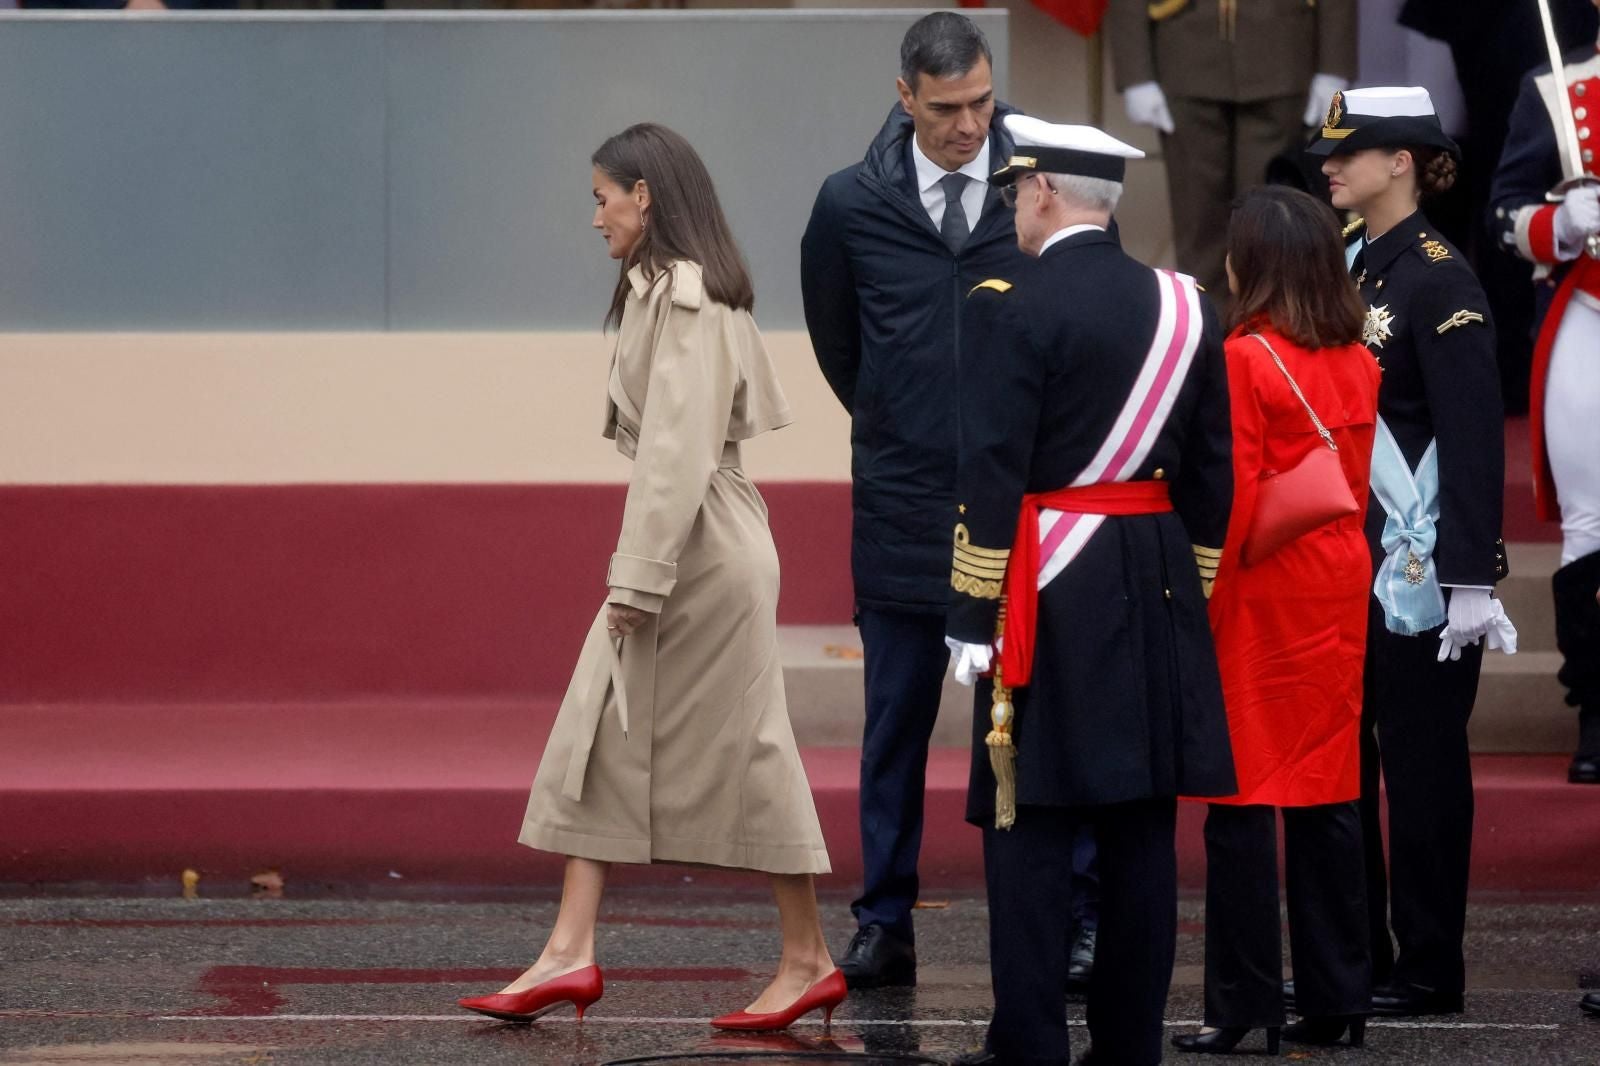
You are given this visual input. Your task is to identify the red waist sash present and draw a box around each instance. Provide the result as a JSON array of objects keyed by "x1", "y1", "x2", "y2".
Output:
[{"x1": 1001, "y1": 481, "x2": 1173, "y2": 688}]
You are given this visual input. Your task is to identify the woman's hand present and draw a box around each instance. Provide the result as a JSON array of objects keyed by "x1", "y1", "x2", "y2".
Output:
[{"x1": 606, "y1": 603, "x2": 650, "y2": 638}]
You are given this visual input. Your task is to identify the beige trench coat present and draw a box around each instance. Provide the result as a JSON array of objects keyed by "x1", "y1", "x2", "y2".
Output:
[{"x1": 519, "y1": 260, "x2": 830, "y2": 875}]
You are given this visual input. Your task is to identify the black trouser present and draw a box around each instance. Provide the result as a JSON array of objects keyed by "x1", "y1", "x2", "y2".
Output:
[
  {"x1": 1201, "y1": 802, "x2": 1371, "y2": 1027},
  {"x1": 983, "y1": 799, "x2": 1176, "y2": 1066},
  {"x1": 854, "y1": 607, "x2": 950, "y2": 942},
  {"x1": 1360, "y1": 597, "x2": 1482, "y2": 995}
]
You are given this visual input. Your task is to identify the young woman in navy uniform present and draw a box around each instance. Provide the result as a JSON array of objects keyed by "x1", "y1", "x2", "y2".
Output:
[
  {"x1": 1487, "y1": 24, "x2": 1600, "y2": 786},
  {"x1": 1308, "y1": 87, "x2": 1516, "y2": 1019}
]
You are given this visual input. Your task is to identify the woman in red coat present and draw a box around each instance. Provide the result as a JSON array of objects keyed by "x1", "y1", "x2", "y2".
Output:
[{"x1": 1173, "y1": 186, "x2": 1380, "y2": 1056}]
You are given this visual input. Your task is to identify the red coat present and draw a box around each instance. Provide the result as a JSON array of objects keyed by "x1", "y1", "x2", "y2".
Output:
[{"x1": 1206, "y1": 327, "x2": 1380, "y2": 807}]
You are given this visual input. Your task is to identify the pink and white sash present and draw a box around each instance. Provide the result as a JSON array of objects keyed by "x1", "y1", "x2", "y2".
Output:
[{"x1": 1036, "y1": 269, "x2": 1205, "y2": 590}]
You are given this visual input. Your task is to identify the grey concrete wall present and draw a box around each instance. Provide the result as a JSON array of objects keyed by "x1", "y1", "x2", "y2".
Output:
[{"x1": 0, "y1": 9, "x2": 1008, "y2": 331}]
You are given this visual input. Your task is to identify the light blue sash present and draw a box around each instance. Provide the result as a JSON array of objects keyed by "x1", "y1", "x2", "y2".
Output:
[
  {"x1": 1346, "y1": 235, "x2": 1365, "y2": 271},
  {"x1": 1369, "y1": 418, "x2": 1446, "y2": 635}
]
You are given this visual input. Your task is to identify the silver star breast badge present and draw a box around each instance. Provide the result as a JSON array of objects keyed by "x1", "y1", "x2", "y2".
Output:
[{"x1": 1363, "y1": 304, "x2": 1395, "y2": 348}]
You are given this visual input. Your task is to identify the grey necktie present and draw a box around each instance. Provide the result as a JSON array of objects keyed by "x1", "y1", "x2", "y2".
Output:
[{"x1": 940, "y1": 172, "x2": 970, "y2": 253}]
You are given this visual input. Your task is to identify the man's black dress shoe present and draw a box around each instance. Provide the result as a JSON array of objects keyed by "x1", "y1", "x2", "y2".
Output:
[
  {"x1": 1171, "y1": 1026, "x2": 1280, "y2": 1055},
  {"x1": 1570, "y1": 753, "x2": 1600, "y2": 784},
  {"x1": 837, "y1": 923, "x2": 916, "y2": 989},
  {"x1": 1582, "y1": 992, "x2": 1600, "y2": 1018},
  {"x1": 1370, "y1": 982, "x2": 1463, "y2": 1016},
  {"x1": 1066, "y1": 926, "x2": 1096, "y2": 993},
  {"x1": 1283, "y1": 1014, "x2": 1366, "y2": 1047}
]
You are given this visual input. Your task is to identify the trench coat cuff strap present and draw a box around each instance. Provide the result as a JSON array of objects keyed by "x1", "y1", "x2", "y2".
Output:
[
  {"x1": 608, "y1": 552, "x2": 677, "y2": 598},
  {"x1": 608, "y1": 586, "x2": 666, "y2": 615}
]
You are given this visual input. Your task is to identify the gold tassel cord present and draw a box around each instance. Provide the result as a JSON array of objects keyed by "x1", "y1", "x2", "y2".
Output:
[{"x1": 986, "y1": 602, "x2": 1017, "y2": 830}]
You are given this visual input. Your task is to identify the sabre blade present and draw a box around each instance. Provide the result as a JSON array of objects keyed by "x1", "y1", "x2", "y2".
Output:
[{"x1": 1534, "y1": 0, "x2": 1587, "y2": 181}]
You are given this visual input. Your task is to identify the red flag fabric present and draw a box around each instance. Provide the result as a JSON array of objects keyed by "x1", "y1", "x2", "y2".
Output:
[{"x1": 1031, "y1": 0, "x2": 1108, "y2": 36}]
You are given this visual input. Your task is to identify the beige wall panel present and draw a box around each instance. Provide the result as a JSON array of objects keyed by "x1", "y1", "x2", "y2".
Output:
[{"x1": 0, "y1": 332, "x2": 851, "y2": 486}]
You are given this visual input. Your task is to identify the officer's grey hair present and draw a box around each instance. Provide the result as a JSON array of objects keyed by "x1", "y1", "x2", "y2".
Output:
[
  {"x1": 1041, "y1": 173, "x2": 1123, "y2": 214},
  {"x1": 900, "y1": 12, "x2": 992, "y2": 93}
]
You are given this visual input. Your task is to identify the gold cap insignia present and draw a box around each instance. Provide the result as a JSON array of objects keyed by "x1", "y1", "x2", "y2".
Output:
[
  {"x1": 1322, "y1": 91, "x2": 1353, "y2": 139},
  {"x1": 1326, "y1": 90, "x2": 1344, "y2": 130}
]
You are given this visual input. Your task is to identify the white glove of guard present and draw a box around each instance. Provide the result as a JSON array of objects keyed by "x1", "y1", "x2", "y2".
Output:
[
  {"x1": 1554, "y1": 185, "x2": 1600, "y2": 260},
  {"x1": 946, "y1": 636, "x2": 993, "y2": 687},
  {"x1": 1303, "y1": 73, "x2": 1350, "y2": 128},
  {"x1": 1124, "y1": 81, "x2": 1175, "y2": 134},
  {"x1": 1437, "y1": 587, "x2": 1519, "y2": 662}
]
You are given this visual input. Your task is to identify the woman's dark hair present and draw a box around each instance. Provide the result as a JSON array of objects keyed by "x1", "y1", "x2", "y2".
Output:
[
  {"x1": 1226, "y1": 185, "x2": 1365, "y2": 350},
  {"x1": 1408, "y1": 145, "x2": 1458, "y2": 198},
  {"x1": 900, "y1": 11, "x2": 992, "y2": 92},
  {"x1": 592, "y1": 123, "x2": 755, "y2": 330}
]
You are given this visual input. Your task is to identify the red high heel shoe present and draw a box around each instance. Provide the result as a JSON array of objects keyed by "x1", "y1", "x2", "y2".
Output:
[
  {"x1": 457, "y1": 964, "x2": 603, "y2": 1023},
  {"x1": 710, "y1": 969, "x2": 847, "y2": 1032}
]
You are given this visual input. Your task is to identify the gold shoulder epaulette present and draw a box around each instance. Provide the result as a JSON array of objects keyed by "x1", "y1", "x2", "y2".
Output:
[
  {"x1": 969, "y1": 279, "x2": 1013, "y2": 297},
  {"x1": 1148, "y1": 0, "x2": 1188, "y2": 20},
  {"x1": 1342, "y1": 216, "x2": 1366, "y2": 240},
  {"x1": 1418, "y1": 237, "x2": 1453, "y2": 263}
]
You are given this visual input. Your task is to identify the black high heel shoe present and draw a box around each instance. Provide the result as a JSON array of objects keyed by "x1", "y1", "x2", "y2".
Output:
[
  {"x1": 1282, "y1": 1015, "x2": 1366, "y2": 1047},
  {"x1": 1170, "y1": 1026, "x2": 1281, "y2": 1055}
]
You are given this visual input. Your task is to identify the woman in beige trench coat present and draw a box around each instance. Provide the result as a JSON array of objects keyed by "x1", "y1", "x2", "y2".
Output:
[{"x1": 457, "y1": 124, "x2": 844, "y2": 1032}]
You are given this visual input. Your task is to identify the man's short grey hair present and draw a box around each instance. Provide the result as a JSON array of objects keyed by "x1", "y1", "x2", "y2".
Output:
[
  {"x1": 900, "y1": 12, "x2": 993, "y2": 92},
  {"x1": 1041, "y1": 173, "x2": 1123, "y2": 214}
]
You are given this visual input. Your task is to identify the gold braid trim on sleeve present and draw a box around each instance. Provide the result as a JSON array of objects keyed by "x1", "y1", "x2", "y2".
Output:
[
  {"x1": 1193, "y1": 543, "x2": 1221, "y2": 600},
  {"x1": 952, "y1": 523, "x2": 1008, "y2": 599}
]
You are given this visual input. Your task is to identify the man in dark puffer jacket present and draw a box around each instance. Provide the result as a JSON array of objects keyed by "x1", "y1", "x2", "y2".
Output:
[{"x1": 800, "y1": 11, "x2": 1032, "y2": 989}]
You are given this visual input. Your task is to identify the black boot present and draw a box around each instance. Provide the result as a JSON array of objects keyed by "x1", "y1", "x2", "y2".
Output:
[
  {"x1": 1171, "y1": 1026, "x2": 1281, "y2": 1055},
  {"x1": 1283, "y1": 1014, "x2": 1367, "y2": 1047},
  {"x1": 1553, "y1": 552, "x2": 1600, "y2": 784}
]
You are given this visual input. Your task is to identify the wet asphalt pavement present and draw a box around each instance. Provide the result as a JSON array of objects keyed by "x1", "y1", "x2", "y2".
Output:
[{"x1": 1, "y1": 888, "x2": 1597, "y2": 1065}]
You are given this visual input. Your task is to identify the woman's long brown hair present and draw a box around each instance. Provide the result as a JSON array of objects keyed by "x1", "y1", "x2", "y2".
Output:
[
  {"x1": 592, "y1": 123, "x2": 755, "y2": 330},
  {"x1": 1226, "y1": 185, "x2": 1365, "y2": 350}
]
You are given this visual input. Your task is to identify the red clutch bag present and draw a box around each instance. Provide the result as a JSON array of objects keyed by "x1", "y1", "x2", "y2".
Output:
[{"x1": 1240, "y1": 334, "x2": 1360, "y2": 567}]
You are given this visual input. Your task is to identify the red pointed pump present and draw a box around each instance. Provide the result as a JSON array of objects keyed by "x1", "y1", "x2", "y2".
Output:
[
  {"x1": 457, "y1": 964, "x2": 604, "y2": 1023},
  {"x1": 710, "y1": 969, "x2": 847, "y2": 1032}
]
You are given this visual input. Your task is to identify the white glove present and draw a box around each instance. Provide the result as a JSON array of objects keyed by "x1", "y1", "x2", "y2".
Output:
[
  {"x1": 946, "y1": 636, "x2": 993, "y2": 687},
  {"x1": 1437, "y1": 588, "x2": 1519, "y2": 661},
  {"x1": 1304, "y1": 73, "x2": 1351, "y2": 128},
  {"x1": 1124, "y1": 81, "x2": 1175, "y2": 134},
  {"x1": 1554, "y1": 185, "x2": 1600, "y2": 260}
]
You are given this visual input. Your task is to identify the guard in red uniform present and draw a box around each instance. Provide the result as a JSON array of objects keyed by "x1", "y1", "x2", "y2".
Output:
[{"x1": 1489, "y1": 29, "x2": 1600, "y2": 785}]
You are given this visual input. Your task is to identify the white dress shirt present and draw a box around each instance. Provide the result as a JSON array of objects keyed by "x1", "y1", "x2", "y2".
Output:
[
  {"x1": 1038, "y1": 223, "x2": 1106, "y2": 256},
  {"x1": 912, "y1": 137, "x2": 991, "y2": 234}
]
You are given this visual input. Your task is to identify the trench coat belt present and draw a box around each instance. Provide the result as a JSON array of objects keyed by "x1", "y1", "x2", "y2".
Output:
[
  {"x1": 1000, "y1": 481, "x2": 1173, "y2": 688},
  {"x1": 612, "y1": 424, "x2": 742, "y2": 471}
]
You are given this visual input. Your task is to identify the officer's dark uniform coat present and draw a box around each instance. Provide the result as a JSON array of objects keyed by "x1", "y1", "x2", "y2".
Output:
[
  {"x1": 947, "y1": 228, "x2": 1238, "y2": 821},
  {"x1": 1348, "y1": 213, "x2": 1509, "y2": 998}
]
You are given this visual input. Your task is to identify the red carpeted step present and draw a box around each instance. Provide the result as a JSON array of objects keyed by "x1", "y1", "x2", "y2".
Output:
[{"x1": 3, "y1": 703, "x2": 1595, "y2": 897}]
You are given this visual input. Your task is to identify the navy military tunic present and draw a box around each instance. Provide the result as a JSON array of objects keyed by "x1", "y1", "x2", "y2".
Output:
[
  {"x1": 947, "y1": 228, "x2": 1237, "y2": 821},
  {"x1": 1349, "y1": 212, "x2": 1509, "y2": 584}
]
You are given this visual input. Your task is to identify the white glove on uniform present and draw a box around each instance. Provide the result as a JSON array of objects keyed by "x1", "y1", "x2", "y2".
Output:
[
  {"x1": 1303, "y1": 73, "x2": 1351, "y2": 128},
  {"x1": 1554, "y1": 185, "x2": 1600, "y2": 260},
  {"x1": 1124, "y1": 81, "x2": 1175, "y2": 134},
  {"x1": 946, "y1": 636, "x2": 993, "y2": 687},
  {"x1": 1437, "y1": 587, "x2": 1519, "y2": 662}
]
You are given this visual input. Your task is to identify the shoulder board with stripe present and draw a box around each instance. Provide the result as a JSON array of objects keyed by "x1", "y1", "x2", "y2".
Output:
[{"x1": 968, "y1": 279, "x2": 1013, "y2": 297}]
